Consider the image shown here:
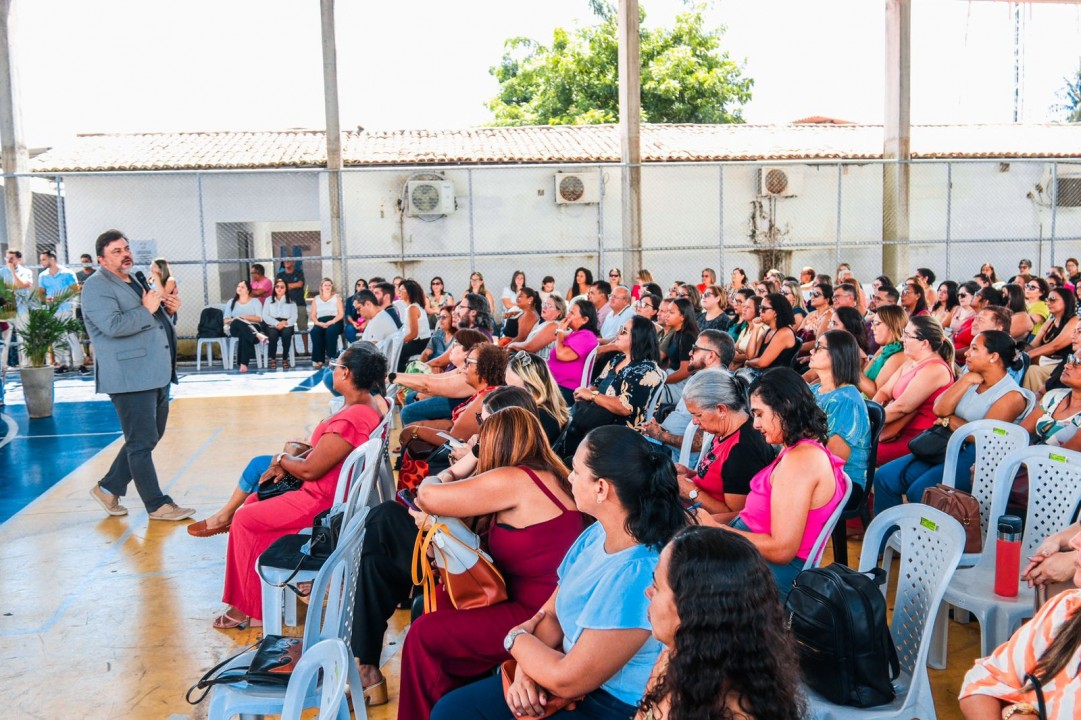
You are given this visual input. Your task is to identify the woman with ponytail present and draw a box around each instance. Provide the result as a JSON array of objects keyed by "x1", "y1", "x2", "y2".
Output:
[
  {"x1": 433, "y1": 426, "x2": 694, "y2": 720},
  {"x1": 874, "y1": 330, "x2": 1033, "y2": 515},
  {"x1": 960, "y1": 530, "x2": 1081, "y2": 719},
  {"x1": 871, "y1": 315, "x2": 956, "y2": 465},
  {"x1": 638, "y1": 527, "x2": 806, "y2": 720}
]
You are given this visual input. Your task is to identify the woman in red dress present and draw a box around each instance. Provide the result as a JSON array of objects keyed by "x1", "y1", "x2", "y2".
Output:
[
  {"x1": 213, "y1": 342, "x2": 386, "y2": 629},
  {"x1": 396, "y1": 406, "x2": 585, "y2": 718}
]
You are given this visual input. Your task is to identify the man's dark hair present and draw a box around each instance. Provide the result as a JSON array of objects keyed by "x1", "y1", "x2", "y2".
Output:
[
  {"x1": 80, "y1": 253, "x2": 92, "y2": 262},
  {"x1": 876, "y1": 286, "x2": 900, "y2": 303},
  {"x1": 368, "y1": 276, "x2": 386, "y2": 284},
  {"x1": 354, "y1": 289, "x2": 377, "y2": 307},
  {"x1": 698, "y1": 329, "x2": 735, "y2": 367},
  {"x1": 592, "y1": 280, "x2": 611, "y2": 297},
  {"x1": 836, "y1": 283, "x2": 858, "y2": 299},
  {"x1": 373, "y1": 282, "x2": 395, "y2": 303},
  {"x1": 917, "y1": 267, "x2": 936, "y2": 285},
  {"x1": 252, "y1": 263, "x2": 266, "y2": 275},
  {"x1": 461, "y1": 292, "x2": 494, "y2": 331},
  {"x1": 980, "y1": 306, "x2": 1012, "y2": 332},
  {"x1": 95, "y1": 229, "x2": 127, "y2": 258},
  {"x1": 40, "y1": 250, "x2": 57, "y2": 260}
]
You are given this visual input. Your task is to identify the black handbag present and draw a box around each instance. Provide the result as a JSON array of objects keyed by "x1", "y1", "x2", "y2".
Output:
[
  {"x1": 186, "y1": 635, "x2": 303, "y2": 704},
  {"x1": 907, "y1": 422, "x2": 953, "y2": 465},
  {"x1": 256, "y1": 444, "x2": 313, "y2": 501}
]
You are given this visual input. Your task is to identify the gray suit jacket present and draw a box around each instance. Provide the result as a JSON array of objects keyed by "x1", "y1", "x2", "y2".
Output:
[{"x1": 81, "y1": 269, "x2": 177, "y2": 394}]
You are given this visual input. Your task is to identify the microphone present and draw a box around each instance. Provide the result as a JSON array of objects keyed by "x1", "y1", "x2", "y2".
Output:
[{"x1": 134, "y1": 271, "x2": 152, "y2": 293}]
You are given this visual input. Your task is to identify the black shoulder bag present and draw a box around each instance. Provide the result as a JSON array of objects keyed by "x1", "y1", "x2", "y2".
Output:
[{"x1": 186, "y1": 636, "x2": 303, "y2": 704}]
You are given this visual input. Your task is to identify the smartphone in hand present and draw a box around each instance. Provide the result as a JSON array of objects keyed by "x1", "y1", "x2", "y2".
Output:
[{"x1": 397, "y1": 488, "x2": 420, "y2": 511}]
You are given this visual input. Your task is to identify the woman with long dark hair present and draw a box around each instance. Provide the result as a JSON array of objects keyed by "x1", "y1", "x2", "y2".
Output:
[
  {"x1": 466, "y1": 271, "x2": 496, "y2": 313},
  {"x1": 745, "y1": 293, "x2": 798, "y2": 372},
  {"x1": 637, "y1": 526, "x2": 806, "y2": 720},
  {"x1": 932, "y1": 280, "x2": 960, "y2": 329},
  {"x1": 433, "y1": 426, "x2": 693, "y2": 720},
  {"x1": 717, "y1": 368, "x2": 849, "y2": 598},
  {"x1": 660, "y1": 297, "x2": 699, "y2": 387},
  {"x1": 223, "y1": 279, "x2": 266, "y2": 374},
  {"x1": 260, "y1": 277, "x2": 297, "y2": 369},
  {"x1": 900, "y1": 277, "x2": 930, "y2": 318},
  {"x1": 426, "y1": 276, "x2": 454, "y2": 313},
  {"x1": 951, "y1": 280, "x2": 982, "y2": 361},
  {"x1": 395, "y1": 279, "x2": 432, "y2": 372},
  {"x1": 566, "y1": 267, "x2": 594, "y2": 301},
  {"x1": 1025, "y1": 286, "x2": 1079, "y2": 392},
  {"x1": 548, "y1": 298, "x2": 601, "y2": 405}
]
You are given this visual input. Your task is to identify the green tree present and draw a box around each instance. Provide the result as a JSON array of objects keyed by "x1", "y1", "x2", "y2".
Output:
[
  {"x1": 1056, "y1": 62, "x2": 1081, "y2": 123},
  {"x1": 487, "y1": 1, "x2": 752, "y2": 126}
]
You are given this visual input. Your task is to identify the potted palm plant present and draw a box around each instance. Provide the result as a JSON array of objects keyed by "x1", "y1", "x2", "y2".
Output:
[{"x1": 0, "y1": 281, "x2": 83, "y2": 418}]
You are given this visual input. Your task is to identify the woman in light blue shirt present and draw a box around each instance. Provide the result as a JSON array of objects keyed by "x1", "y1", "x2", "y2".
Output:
[{"x1": 432, "y1": 426, "x2": 693, "y2": 720}]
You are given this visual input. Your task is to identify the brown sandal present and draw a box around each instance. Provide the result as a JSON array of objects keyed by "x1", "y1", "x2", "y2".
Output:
[
  {"x1": 269, "y1": 359, "x2": 277, "y2": 370},
  {"x1": 213, "y1": 609, "x2": 251, "y2": 630}
]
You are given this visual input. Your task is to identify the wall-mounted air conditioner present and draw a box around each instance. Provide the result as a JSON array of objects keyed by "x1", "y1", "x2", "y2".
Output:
[
  {"x1": 555, "y1": 171, "x2": 601, "y2": 204},
  {"x1": 406, "y1": 180, "x2": 456, "y2": 216},
  {"x1": 1040, "y1": 164, "x2": 1081, "y2": 208},
  {"x1": 758, "y1": 166, "x2": 803, "y2": 197}
]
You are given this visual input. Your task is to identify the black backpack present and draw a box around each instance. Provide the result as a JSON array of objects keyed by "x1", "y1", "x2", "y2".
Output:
[
  {"x1": 197, "y1": 307, "x2": 225, "y2": 338},
  {"x1": 785, "y1": 563, "x2": 900, "y2": 707}
]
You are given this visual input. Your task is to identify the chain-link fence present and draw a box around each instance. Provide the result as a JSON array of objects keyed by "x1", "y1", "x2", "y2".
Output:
[{"x1": 1, "y1": 157, "x2": 1079, "y2": 339}]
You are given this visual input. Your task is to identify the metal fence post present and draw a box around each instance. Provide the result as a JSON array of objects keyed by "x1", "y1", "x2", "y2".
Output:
[
  {"x1": 597, "y1": 164, "x2": 605, "y2": 273},
  {"x1": 196, "y1": 172, "x2": 209, "y2": 306},
  {"x1": 834, "y1": 163, "x2": 843, "y2": 267},
  {"x1": 718, "y1": 164, "x2": 725, "y2": 279},
  {"x1": 945, "y1": 162, "x2": 953, "y2": 280},
  {"x1": 467, "y1": 168, "x2": 475, "y2": 273},
  {"x1": 55, "y1": 174, "x2": 67, "y2": 263},
  {"x1": 1049, "y1": 161, "x2": 1058, "y2": 270}
]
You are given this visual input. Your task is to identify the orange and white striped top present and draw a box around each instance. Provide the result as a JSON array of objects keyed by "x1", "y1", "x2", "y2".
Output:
[{"x1": 959, "y1": 589, "x2": 1081, "y2": 716}]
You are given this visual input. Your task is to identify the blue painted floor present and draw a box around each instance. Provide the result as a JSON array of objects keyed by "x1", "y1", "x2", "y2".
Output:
[{"x1": 0, "y1": 401, "x2": 122, "y2": 524}]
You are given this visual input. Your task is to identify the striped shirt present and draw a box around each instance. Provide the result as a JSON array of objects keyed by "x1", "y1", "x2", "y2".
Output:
[{"x1": 959, "y1": 589, "x2": 1081, "y2": 716}]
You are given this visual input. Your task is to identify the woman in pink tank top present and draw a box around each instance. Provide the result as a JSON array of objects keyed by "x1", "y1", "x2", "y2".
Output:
[
  {"x1": 871, "y1": 316, "x2": 955, "y2": 465},
  {"x1": 723, "y1": 368, "x2": 849, "y2": 600}
]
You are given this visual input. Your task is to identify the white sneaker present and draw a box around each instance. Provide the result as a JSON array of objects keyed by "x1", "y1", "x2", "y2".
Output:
[
  {"x1": 89, "y1": 485, "x2": 128, "y2": 516},
  {"x1": 148, "y1": 503, "x2": 196, "y2": 521}
]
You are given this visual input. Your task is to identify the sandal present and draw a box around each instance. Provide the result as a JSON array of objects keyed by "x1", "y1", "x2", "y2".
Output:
[
  {"x1": 269, "y1": 359, "x2": 277, "y2": 370},
  {"x1": 213, "y1": 609, "x2": 251, "y2": 630}
]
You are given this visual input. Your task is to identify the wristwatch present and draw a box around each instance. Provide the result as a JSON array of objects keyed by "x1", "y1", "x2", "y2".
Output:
[
  {"x1": 590, "y1": 389, "x2": 599, "y2": 399},
  {"x1": 504, "y1": 628, "x2": 529, "y2": 652},
  {"x1": 688, "y1": 488, "x2": 700, "y2": 501}
]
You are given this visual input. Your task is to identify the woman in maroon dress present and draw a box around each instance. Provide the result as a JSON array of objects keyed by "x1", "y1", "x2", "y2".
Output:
[
  {"x1": 213, "y1": 343, "x2": 386, "y2": 629},
  {"x1": 397, "y1": 406, "x2": 585, "y2": 718}
]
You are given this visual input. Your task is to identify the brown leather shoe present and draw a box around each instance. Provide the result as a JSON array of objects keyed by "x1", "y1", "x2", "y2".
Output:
[{"x1": 187, "y1": 518, "x2": 231, "y2": 537}]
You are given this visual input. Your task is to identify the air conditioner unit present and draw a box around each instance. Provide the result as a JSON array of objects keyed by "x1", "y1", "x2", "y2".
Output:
[
  {"x1": 758, "y1": 166, "x2": 803, "y2": 197},
  {"x1": 555, "y1": 171, "x2": 601, "y2": 204},
  {"x1": 406, "y1": 180, "x2": 456, "y2": 216},
  {"x1": 1040, "y1": 164, "x2": 1081, "y2": 208}
]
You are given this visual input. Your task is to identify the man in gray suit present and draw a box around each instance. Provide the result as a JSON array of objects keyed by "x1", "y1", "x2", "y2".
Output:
[{"x1": 82, "y1": 230, "x2": 193, "y2": 520}]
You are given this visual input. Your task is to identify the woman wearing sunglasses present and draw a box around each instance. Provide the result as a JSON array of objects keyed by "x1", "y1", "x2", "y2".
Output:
[
  {"x1": 1025, "y1": 287, "x2": 1079, "y2": 392},
  {"x1": 695, "y1": 284, "x2": 730, "y2": 332},
  {"x1": 426, "y1": 276, "x2": 454, "y2": 313},
  {"x1": 1024, "y1": 277, "x2": 1052, "y2": 338},
  {"x1": 506, "y1": 294, "x2": 566, "y2": 361}
]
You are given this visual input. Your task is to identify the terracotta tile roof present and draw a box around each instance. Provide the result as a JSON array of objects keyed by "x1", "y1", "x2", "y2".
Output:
[{"x1": 29, "y1": 123, "x2": 1081, "y2": 173}]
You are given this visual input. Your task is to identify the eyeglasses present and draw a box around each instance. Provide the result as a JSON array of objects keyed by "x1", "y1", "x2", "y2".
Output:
[
  {"x1": 810, "y1": 291, "x2": 823, "y2": 298},
  {"x1": 328, "y1": 360, "x2": 348, "y2": 370},
  {"x1": 464, "y1": 357, "x2": 479, "y2": 366},
  {"x1": 957, "y1": 292, "x2": 970, "y2": 298},
  {"x1": 513, "y1": 350, "x2": 533, "y2": 366},
  {"x1": 432, "y1": 281, "x2": 443, "y2": 286},
  {"x1": 781, "y1": 289, "x2": 793, "y2": 296},
  {"x1": 609, "y1": 273, "x2": 621, "y2": 279},
  {"x1": 812, "y1": 343, "x2": 828, "y2": 353},
  {"x1": 677, "y1": 292, "x2": 689, "y2": 298},
  {"x1": 1025, "y1": 284, "x2": 1039, "y2": 291},
  {"x1": 759, "y1": 306, "x2": 773, "y2": 313},
  {"x1": 1066, "y1": 353, "x2": 1081, "y2": 366},
  {"x1": 691, "y1": 344, "x2": 715, "y2": 355},
  {"x1": 636, "y1": 300, "x2": 653, "y2": 309},
  {"x1": 903, "y1": 332, "x2": 923, "y2": 342},
  {"x1": 616, "y1": 326, "x2": 631, "y2": 336},
  {"x1": 541, "y1": 302, "x2": 555, "y2": 309}
]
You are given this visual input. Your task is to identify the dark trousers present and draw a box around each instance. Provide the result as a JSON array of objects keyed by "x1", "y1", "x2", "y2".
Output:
[
  {"x1": 99, "y1": 386, "x2": 173, "y2": 512},
  {"x1": 229, "y1": 320, "x2": 262, "y2": 367},
  {"x1": 432, "y1": 675, "x2": 636, "y2": 720},
  {"x1": 310, "y1": 316, "x2": 342, "y2": 364},
  {"x1": 265, "y1": 325, "x2": 295, "y2": 361},
  {"x1": 399, "y1": 338, "x2": 428, "y2": 372},
  {"x1": 351, "y1": 501, "x2": 418, "y2": 663}
]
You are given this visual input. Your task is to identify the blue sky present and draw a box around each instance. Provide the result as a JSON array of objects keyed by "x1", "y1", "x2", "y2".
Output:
[{"x1": 12, "y1": 0, "x2": 1081, "y2": 146}]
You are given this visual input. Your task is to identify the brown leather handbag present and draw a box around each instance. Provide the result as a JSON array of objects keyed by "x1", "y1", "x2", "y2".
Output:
[
  {"x1": 412, "y1": 518, "x2": 508, "y2": 612},
  {"x1": 921, "y1": 484, "x2": 982, "y2": 554}
]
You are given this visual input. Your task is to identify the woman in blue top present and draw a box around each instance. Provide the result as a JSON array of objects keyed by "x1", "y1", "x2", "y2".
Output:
[
  {"x1": 808, "y1": 329, "x2": 871, "y2": 507},
  {"x1": 432, "y1": 426, "x2": 694, "y2": 720}
]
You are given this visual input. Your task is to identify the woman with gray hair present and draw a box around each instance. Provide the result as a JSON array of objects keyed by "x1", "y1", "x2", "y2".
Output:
[{"x1": 672, "y1": 369, "x2": 776, "y2": 522}]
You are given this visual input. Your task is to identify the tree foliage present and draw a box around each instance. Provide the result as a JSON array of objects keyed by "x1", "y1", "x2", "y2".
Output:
[
  {"x1": 1056, "y1": 62, "x2": 1081, "y2": 123},
  {"x1": 487, "y1": 1, "x2": 752, "y2": 126}
]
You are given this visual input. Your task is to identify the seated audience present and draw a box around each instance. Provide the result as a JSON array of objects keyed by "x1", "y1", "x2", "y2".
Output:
[
  {"x1": 502, "y1": 286, "x2": 541, "y2": 346},
  {"x1": 395, "y1": 329, "x2": 488, "y2": 425},
  {"x1": 506, "y1": 293, "x2": 565, "y2": 360},
  {"x1": 1043, "y1": 323, "x2": 1081, "y2": 393},
  {"x1": 781, "y1": 279, "x2": 808, "y2": 322},
  {"x1": 633, "y1": 293, "x2": 663, "y2": 334},
  {"x1": 874, "y1": 331, "x2": 1031, "y2": 514},
  {"x1": 260, "y1": 277, "x2": 297, "y2": 369},
  {"x1": 1021, "y1": 351, "x2": 1081, "y2": 449},
  {"x1": 426, "y1": 275, "x2": 454, "y2": 313},
  {"x1": 466, "y1": 271, "x2": 497, "y2": 313},
  {"x1": 960, "y1": 531, "x2": 1081, "y2": 719},
  {"x1": 659, "y1": 298, "x2": 699, "y2": 389},
  {"x1": 432, "y1": 426, "x2": 693, "y2": 719},
  {"x1": 949, "y1": 280, "x2": 980, "y2": 360},
  {"x1": 566, "y1": 266, "x2": 593, "y2": 301},
  {"x1": 1024, "y1": 276, "x2": 1051, "y2": 337},
  {"x1": 808, "y1": 330, "x2": 872, "y2": 506},
  {"x1": 420, "y1": 306, "x2": 454, "y2": 362},
  {"x1": 871, "y1": 316, "x2": 955, "y2": 465},
  {"x1": 730, "y1": 295, "x2": 764, "y2": 368},
  {"x1": 505, "y1": 350, "x2": 571, "y2": 444},
  {"x1": 900, "y1": 278, "x2": 930, "y2": 318},
  {"x1": 1003, "y1": 282, "x2": 1035, "y2": 342},
  {"x1": 695, "y1": 285, "x2": 730, "y2": 332},
  {"x1": 395, "y1": 407, "x2": 583, "y2": 717},
  {"x1": 673, "y1": 370, "x2": 775, "y2": 521},
  {"x1": 395, "y1": 279, "x2": 432, "y2": 371},
  {"x1": 1024, "y1": 287, "x2": 1078, "y2": 392},
  {"x1": 212, "y1": 344, "x2": 386, "y2": 628},
  {"x1": 558, "y1": 315, "x2": 664, "y2": 457},
  {"x1": 932, "y1": 280, "x2": 960, "y2": 329},
  {"x1": 343, "y1": 279, "x2": 367, "y2": 343},
  {"x1": 548, "y1": 299, "x2": 601, "y2": 405},
  {"x1": 745, "y1": 293, "x2": 799, "y2": 373},
  {"x1": 796, "y1": 282, "x2": 834, "y2": 344},
  {"x1": 637, "y1": 526, "x2": 806, "y2": 720},
  {"x1": 223, "y1": 280, "x2": 267, "y2": 374}
]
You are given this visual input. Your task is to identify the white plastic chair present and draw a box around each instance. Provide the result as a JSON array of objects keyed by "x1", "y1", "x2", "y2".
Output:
[
  {"x1": 228, "y1": 335, "x2": 268, "y2": 370},
  {"x1": 929, "y1": 446, "x2": 1081, "y2": 664},
  {"x1": 378, "y1": 330, "x2": 405, "y2": 378},
  {"x1": 579, "y1": 345, "x2": 599, "y2": 387},
  {"x1": 803, "y1": 472, "x2": 853, "y2": 570},
  {"x1": 196, "y1": 337, "x2": 229, "y2": 371},
  {"x1": 209, "y1": 512, "x2": 370, "y2": 720},
  {"x1": 258, "y1": 438, "x2": 381, "y2": 635},
  {"x1": 805, "y1": 504, "x2": 965, "y2": 720},
  {"x1": 642, "y1": 378, "x2": 667, "y2": 423},
  {"x1": 882, "y1": 419, "x2": 1030, "y2": 573},
  {"x1": 677, "y1": 424, "x2": 714, "y2": 468},
  {"x1": 280, "y1": 638, "x2": 350, "y2": 720}
]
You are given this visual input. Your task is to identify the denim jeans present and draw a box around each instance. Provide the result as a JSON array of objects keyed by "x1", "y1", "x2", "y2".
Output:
[
  {"x1": 432, "y1": 674, "x2": 636, "y2": 720},
  {"x1": 238, "y1": 455, "x2": 274, "y2": 494},
  {"x1": 400, "y1": 396, "x2": 455, "y2": 425},
  {"x1": 873, "y1": 443, "x2": 976, "y2": 516}
]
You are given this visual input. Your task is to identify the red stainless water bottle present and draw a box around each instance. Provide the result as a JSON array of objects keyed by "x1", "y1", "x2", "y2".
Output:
[{"x1": 994, "y1": 515, "x2": 1023, "y2": 598}]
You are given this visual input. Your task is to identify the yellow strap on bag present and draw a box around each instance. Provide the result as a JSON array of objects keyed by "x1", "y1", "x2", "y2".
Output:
[{"x1": 410, "y1": 519, "x2": 507, "y2": 613}]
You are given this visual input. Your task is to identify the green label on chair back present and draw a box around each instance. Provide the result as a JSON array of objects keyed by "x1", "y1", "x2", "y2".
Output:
[
  {"x1": 1050, "y1": 453, "x2": 1066, "y2": 464},
  {"x1": 993, "y1": 427, "x2": 1006, "y2": 436},
  {"x1": 920, "y1": 517, "x2": 939, "y2": 532}
]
